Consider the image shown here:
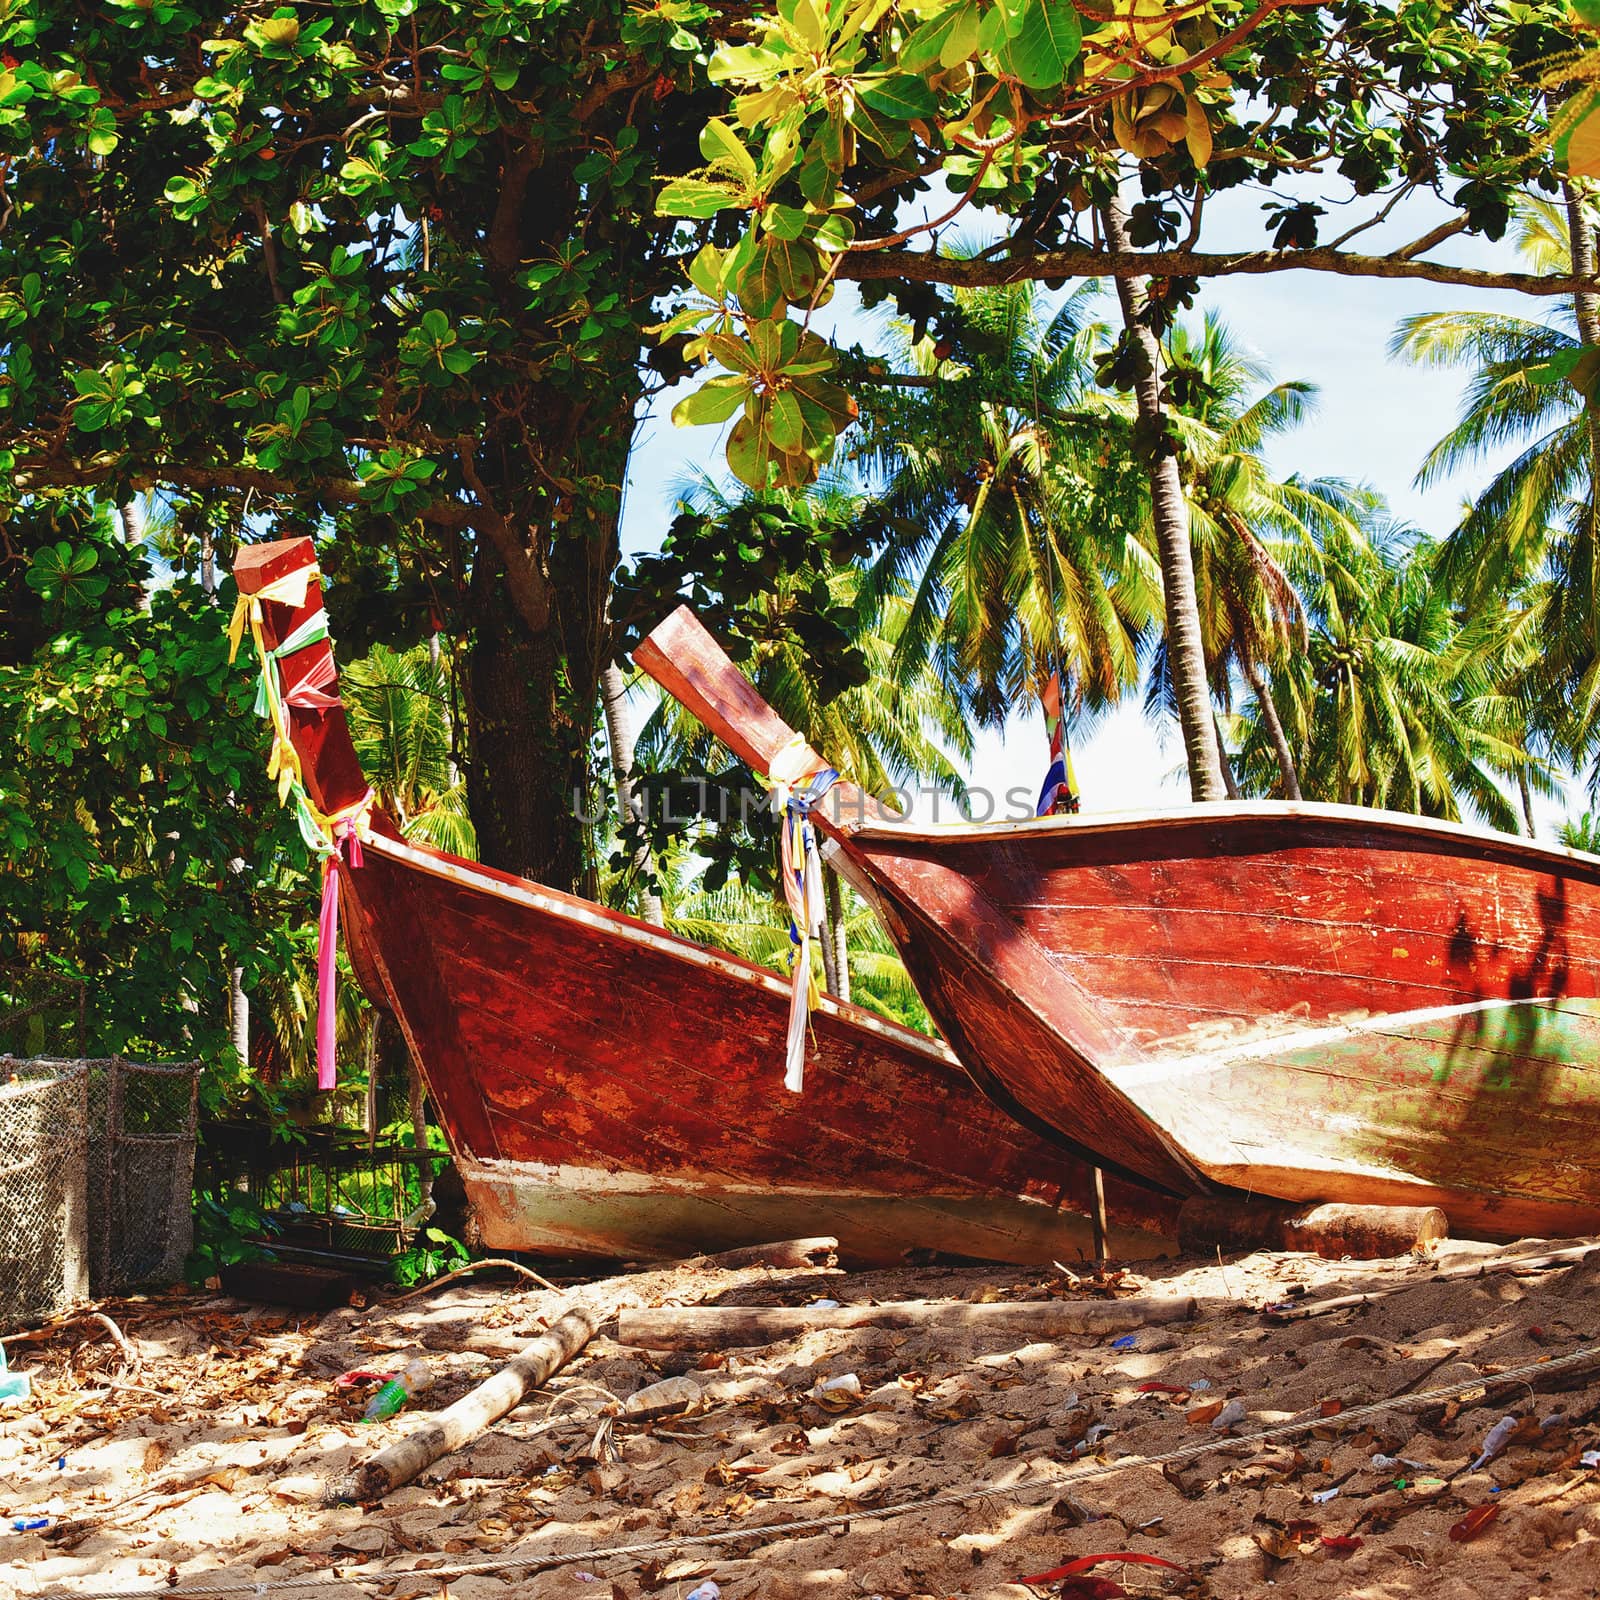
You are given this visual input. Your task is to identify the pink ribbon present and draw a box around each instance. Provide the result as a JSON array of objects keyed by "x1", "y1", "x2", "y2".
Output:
[
  {"x1": 284, "y1": 651, "x2": 341, "y2": 712},
  {"x1": 315, "y1": 821, "x2": 364, "y2": 1091}
]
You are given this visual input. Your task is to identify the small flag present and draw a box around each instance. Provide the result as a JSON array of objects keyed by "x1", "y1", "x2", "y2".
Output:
[{"x1": 1036, "y1": 670, "x2": 1080, "y2": 816}]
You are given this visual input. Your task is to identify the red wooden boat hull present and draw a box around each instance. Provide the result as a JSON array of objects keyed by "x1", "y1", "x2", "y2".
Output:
[
  {"x1": 638, "y1": 605, "x2": 1600, "y2": 1242},
  {"x1": 232, "y1": 541, "x2": 1177, "y2": 1265}
]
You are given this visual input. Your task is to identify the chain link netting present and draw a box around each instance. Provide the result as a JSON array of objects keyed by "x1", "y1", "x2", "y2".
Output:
[
  {"x1": 87, "y1": 1057, "x2": 201, "y2": 1295},
  {"x1": 0, "y1": 1061, "x2": 89, "y2": 1334},
  {"x1": 1, "y1": 1055, "x2": 200, "y2": 1334}
]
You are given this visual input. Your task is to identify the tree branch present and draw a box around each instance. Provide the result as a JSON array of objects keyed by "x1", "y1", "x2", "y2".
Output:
[
  {"x1": 834, "y1": 241, "x2": 1600, "y2": 298},
  {"x1": 12, "y1": 457, "x2": 473, "y2": 528}
]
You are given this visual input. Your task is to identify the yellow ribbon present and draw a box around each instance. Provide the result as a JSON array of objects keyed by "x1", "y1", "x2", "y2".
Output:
[{"x1": 230, "y1": 562, "x2": 322, "y2": 802}]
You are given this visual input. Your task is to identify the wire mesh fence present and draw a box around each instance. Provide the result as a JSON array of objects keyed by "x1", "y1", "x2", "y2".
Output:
[
  {"x1": 87, "y1": 1057, "x2": 201, "y2": 1295},
  {"x1": 0, "y1": 1061, "x2": 90, "y2": 1334},
  {"x1": 1, "y1": 1054, "x2": 200, "y2": 1333}
]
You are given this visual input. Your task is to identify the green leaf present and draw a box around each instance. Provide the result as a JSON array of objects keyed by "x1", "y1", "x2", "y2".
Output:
[
  {"x1": 698, "y1": 118, "x2": 758, "y2": 186},
  {"x1": 672, "y1": 374, "x2": 750, "y2": 426},
  {"x1": 769, "y1": 388, "x2": 805, "y2": 451},
  {"x1": 995, "y1": 0, "x2": 1082, "y2": 90},
  {"x1": 856, "y1": 74, "x2": 938, "y2": 120},
  {"x1": 657, "y1": 177, "x2": 743, "y2": 218},
  {"x1": 900, "y1": 1, "x2": 981, "y2": 72}
]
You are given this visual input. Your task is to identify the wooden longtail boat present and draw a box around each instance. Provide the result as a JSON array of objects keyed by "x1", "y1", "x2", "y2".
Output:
[
  {"x1": 638, "y1": 605, "x2": 1600, "y2": 1243},
  {"x1": 231, "y1": 540, "x2": 1178, "y2": 1266}
]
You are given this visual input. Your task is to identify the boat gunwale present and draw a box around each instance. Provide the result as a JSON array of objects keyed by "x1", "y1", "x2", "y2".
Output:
[
  {"x1": 842, "y1": 797, "x2": 1600, "y2": 875},
  {"x1": 359, "y1": 831, "x2": 958, "y2": 1067}
]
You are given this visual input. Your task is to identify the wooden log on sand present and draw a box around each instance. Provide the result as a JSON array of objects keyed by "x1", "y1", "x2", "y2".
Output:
[
  {"x1": 617, "y1": 1296, "x2": 1195, "y2": 1351},
  {"x1": 341, "y1": 1307, "x2": 599, "y2": 1502},
  {"x1": 652, "y1": 1236, "x2": 839, "y2": 1272},
  {"x1": 1178, "y1": 1198, "x2": 1449, "y2": 1260}
]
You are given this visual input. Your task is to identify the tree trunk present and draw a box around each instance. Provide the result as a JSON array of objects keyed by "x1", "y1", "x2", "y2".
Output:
[
  {"x1": 1212, "y1": 710, "x2": 1241, "y2": 799},
  {"x1": 364, "y1": 1012, "x2": 383, "y2": 1145},
  {"x1": 599, "y1": 661, "x2": 665, "y2": 927},
  {"x1": 120, "y1": 499, "x2": 145, "y2": 548},
  {"x1": 1102, "y1": 197, "x2": 1226, "y2": 802},
  {"x1": 1519, "y1": 764, "x2": 1537, "y2": 839},
  {"x1": 199, "y1": 525, "x2": 216, "y2": 599},
  {"x1": 823, "y1": 864, "x2": 850, "y2": 1004},
  {"x1": 1239, "y1": 647, "x2": 1302, "y2": 799},
  {"x1": 1566, "y1": 180, "x2": 1600, "y2": 348},
  {"x1": 1565, "y1": 180, "x2": 1600, "y2": 525},
  {"x1": 408, "y1": 1057, "x2": 434, "y2": 1210},
  {"x1": 460, "y1": 421, "x2": 627, "y2": 893},
  {"x1": 229, "y1": 965, "x2": 249, "y2": 1068}
]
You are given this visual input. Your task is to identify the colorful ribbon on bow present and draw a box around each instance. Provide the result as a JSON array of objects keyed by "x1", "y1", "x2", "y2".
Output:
[
  {"x1": 761, "y1": 734, "x2": 839, "y2": 1094},
  {"x1": 231, "y1": 558, "x2": 372, "y2": 1090},
  {"x1": 315, "y1": 802, "x2": 368, "y2": 1091}
]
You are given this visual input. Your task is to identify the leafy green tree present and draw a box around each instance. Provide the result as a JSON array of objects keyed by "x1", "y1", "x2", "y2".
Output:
[
  {"x1": 1392, "y1": 191, "x2": 1600, "y2": 794},
  {"x1": 0, "y1": 501, "x2": 305, "y2": 1065}
]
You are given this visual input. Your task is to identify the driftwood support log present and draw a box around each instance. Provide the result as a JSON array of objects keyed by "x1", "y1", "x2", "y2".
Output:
[
  {"x1": 341, "y1": 1306, "x2": 599, "y2": 1502},
  {"x1": 617, "y1": 1295, "x2": 1195, "y2": 1351},
  {"x1": 662, "y1": 1236, "x2": 840, "y2": 1272},
  {"x1": 1178, "y1": 1198, "x2": 1449, "y2": 1260}
]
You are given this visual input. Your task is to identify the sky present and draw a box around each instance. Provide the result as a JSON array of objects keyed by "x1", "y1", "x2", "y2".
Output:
[{"x1": 616, "y1": 183, "x2": 1572, "y2": 833}]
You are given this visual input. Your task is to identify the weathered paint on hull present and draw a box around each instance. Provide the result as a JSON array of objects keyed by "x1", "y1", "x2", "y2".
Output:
[
  {"x1": 634, "y1": 606, "x2": 1600, "y2": 1240},
  {"x1": 461, "y1": 1158, "x2": 1176, "y2": 1266},
  {"x1": 231, "y1": 541, "x2": 1181, "y2": 1267},
  {"x1": 845, "y1": 812, "x2": 1600, "y2": 1237}
]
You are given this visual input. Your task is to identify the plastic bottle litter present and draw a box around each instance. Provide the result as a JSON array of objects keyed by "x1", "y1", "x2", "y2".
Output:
[
  {"x1": 685, "y1": 1584, "x2": 721, "y2": 1600},
  {"x1": 623, "y1": 1375, "x2": 704, "y2": 1414},
  {"x1": 1581, "y1": 1450, "x2": 1600, "y2": 1468},
  {"x1": 1311, "y1": 1486, "x2": 1341, "y2": 1504},
  {"x1": 1110, "y1": 1335, "x2": 1138, "y2": 1351},
  {"x1": 808, "y1": 1299, "x2": 841, "y2": 1310},
  {"x1": 1210, "y1": 1398, "x2": 1246, "y2": 1431},
  {"x1": 362, "y1": 1359, "x2": 434, "y2": 1423},
  {"x1": 0, "y1": 1344, "x2": 30, "y2": 1406},
  {"x1": 1189, "y1": 1378, "x2": 1213, "y2": 1392},
  {"x1": 1469, "y1": 1414, "x2": 1518, "y2": 1472},
  {"x1": 811, "y1": 1373, "x2": 862, "y2": 1406},
  {"x1": 12, "y1": 1518, "x2": 49, "y2": 1532}
]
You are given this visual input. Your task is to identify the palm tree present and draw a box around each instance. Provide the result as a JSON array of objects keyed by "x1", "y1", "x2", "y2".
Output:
[
  {"x1": 1238, "y1": 516, "x2": 1547, "y2": 828},
  {"x1": 1391, "y1": 191, "x2": 1600, "y2": 792},
  {"x1": 342, "y1": 643, "x2": 476, "y2": 857},
  {"x1": 1155, "y1": 314, "x2": 1372, "y2": 799},
  {"x1": 854, "y1": 273, "x2": 1160, "y2": 780}
]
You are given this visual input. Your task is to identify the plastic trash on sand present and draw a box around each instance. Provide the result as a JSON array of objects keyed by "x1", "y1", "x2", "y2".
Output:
[
  {"x1": 1469, "y1": 1414, "x2": 1519, "y2": 1472},
  {"x1": 0, "y1": 1344, "x2": 29, "y2": 1406},
  {"x1": 685, "y1": 1584, "x2": 721, "y2": 1600},
  {"x1": 362, "y1": 1359, "x2": 433, "y2": 1422}
]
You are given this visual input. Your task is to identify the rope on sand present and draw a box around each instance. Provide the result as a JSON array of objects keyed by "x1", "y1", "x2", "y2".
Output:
[{"x1": 31, "y1": 1341, "x2": 1600, "y2": 1600}]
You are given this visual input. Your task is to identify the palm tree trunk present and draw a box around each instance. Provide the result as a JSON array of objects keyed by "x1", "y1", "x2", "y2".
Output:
[
  {"x1": 599, "y1": 661, "x2": 665, "y2": 927},
  {"x1": 1238, "y1": 648, "x2": 1302, "y2": 800},
  {"x1": 1212, "y1": 710, "x2": 1241, "y2": 799},
  {"x1": 817, "y1": 884, "x2": 841, "y2": 997},
  {"x1": 1101, "y1": 197, "x2": 1226, "y2": 802},
  {"x1": 229, "y1": 965, "x2": 249, "y2": 1067},
  {"x1": 823, "y1": 864, "x2": 850, "y2": 1003},
  {"x1": 1565, "y1": 180, "x2": 1600, "y2": 348},
  {"x1": 364, "y1": 1012, "x2": 383, "y2": 1146},
  {"x1": 1518, "y1": 764, "x2": 1537, "y2": 839}
]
